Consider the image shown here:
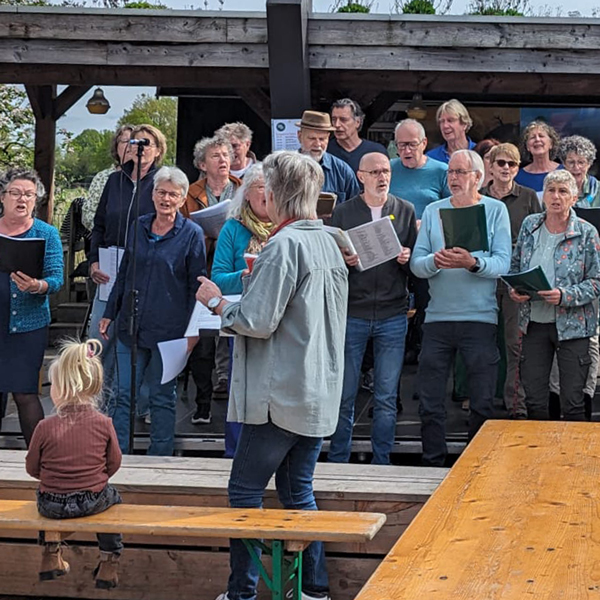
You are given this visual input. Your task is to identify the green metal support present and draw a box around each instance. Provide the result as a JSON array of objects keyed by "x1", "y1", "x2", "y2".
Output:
[{"x1": 242, "y1": 538, "x2": 304, "y2": 600}]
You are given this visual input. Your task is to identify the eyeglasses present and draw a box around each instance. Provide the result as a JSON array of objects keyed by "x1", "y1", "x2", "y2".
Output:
[
  {"x1": 359, "y1": 168, "x2": 391, "y2": 177},
  {"x1": 154, "y1": 189, "x2": 181, "y2": 200},
  {"x1": 4, "y1": 190, "x2": 36, "y2": 200},
  {"x1": 447, "y1": 169, "x2": 476, "y2": 177},
  {"x1": 564, "y1": 159, "x2": 588, "y2": 169},
  {"x1": 249, "y1": 184, "x2": 266, "y2": 191},
  {"x1": 495, "y1": 159, "x2": 518, "y2": 168},
  {"x1": 395, "y1": 141, "x2": 423, "y2": 150}
]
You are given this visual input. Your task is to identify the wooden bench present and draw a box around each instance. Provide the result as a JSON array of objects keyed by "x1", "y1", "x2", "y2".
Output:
[
  {"x1": 354, "y1": 420, "x2": 600, "y2": 600},
  {"x1": 0, "y1": 499, "x2": 385, "y2": 600},
  {"x1": 0, "y1": 451, "x2": 448, "y2": 599}
]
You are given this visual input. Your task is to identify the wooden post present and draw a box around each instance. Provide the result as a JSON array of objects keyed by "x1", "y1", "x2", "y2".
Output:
[
  {"x1": 266, "y1": 0, "x2": 312, "y2": 118},
  {"x1": 25, "y1": 85, "x2": 90, "y2": 224}
]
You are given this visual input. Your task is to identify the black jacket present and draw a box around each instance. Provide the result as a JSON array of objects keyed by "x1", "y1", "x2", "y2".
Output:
[
  {"x1": 331, "y1": 193, "x2": 417, "y2": 320},
  {"x1": 89, "y1": 161, "x2": 158, "y2": 264}
]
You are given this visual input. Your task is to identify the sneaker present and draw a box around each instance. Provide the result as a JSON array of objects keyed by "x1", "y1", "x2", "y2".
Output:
[
  {"x1": 191, "y1": 408, "x2": 211, "y2": 424},
  {"x1": 144, "y1": 413, "x2": 151, "y2": 425},
  {"x1": 215, "y1": 594, "x2": 230, "y2": 600},
  {"x1": 213, "y1": 379, "x2": 229, "y2": 400},
  {"x1": 285, "y1": 590, "x2": 331, "y2": 600}
]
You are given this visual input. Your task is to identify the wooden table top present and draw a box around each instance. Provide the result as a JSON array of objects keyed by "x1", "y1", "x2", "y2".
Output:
[{"x1": 354, "y1": 420, "x2": 600, "y2": 599}]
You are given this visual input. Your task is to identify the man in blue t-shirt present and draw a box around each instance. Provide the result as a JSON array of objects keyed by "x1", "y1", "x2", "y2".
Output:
[{"x1": 327, "y1": 98, "x2": 387, "y2": 175}]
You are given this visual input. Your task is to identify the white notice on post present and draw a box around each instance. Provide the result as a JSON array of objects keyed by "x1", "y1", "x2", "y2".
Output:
[
  {"x1": 98, "y1": 246, "x2": 124, "y2": 302},
  {"x1": 271, "y1": 119, "x2": 301, "y2": 152}
]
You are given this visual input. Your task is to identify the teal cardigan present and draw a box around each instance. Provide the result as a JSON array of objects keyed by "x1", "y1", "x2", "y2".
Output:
[
  {"x1": 212, "y1": 219, "x2": 252, "y2": 295},
  {"x1": 8, "y1": 219, "x2": 64, "y2": 334}
]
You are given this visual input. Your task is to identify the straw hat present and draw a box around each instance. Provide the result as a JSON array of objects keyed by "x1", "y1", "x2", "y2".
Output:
[{"x1": 296, "y1": 110, "x2": 336, "y2": 132}]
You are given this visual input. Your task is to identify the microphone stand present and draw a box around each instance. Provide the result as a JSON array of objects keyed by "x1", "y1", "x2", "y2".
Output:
[{"x1": 127, "y1": 143, "x2": 144, "y2": 454}]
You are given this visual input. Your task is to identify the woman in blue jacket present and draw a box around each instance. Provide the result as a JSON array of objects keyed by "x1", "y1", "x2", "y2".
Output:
[
  {"x1": 211, "y1": 163, "x2": 274, "y2": 456},
  {"x1": 0, "y1": 168, "x2": 63, "y2": 446}
]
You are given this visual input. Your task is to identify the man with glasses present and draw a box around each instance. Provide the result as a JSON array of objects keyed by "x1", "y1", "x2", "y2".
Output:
[
  {"x1": 328, "y1": 153, "x2": 417, "y2": 465},
  {"x1": 481, "y1": 143, "x2": 540, "y2": 420},
  {"x1": 328, "y1": 98, "x2": 387, "y2": 174},
  {"x1": 410, "y1": 150, "x2": 511, "y2": 466}
]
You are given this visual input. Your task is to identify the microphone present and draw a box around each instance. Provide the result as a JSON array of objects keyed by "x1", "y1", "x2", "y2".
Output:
[{"x1": 129, "y1": 138, "x2": 151, "y2": 146}]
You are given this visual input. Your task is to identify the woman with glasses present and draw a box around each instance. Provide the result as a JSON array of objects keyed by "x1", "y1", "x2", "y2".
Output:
[
  {"x1": 0, "y1": 168, "x2": 63, "y2": 446},
  {"x1": 99, "y1": 167, "x2": 206, "y2": 456},
  {"x1": 88, "y1": 124, "x2": 167, "y2": 408},
  {"x1": 558, "y1": 135, "x2": 600, "y2": 207},
  {"x1": 481, "y1": 143, "x2": 540, "y2": 420},
  {"x1": 210, "y1": 163, "x2": 275, "y2": 456}
]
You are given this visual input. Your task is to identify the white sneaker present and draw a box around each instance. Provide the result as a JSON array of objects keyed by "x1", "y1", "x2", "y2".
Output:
[
  {"x1": 214, "y1": 594, "x2": 229, "y2": 600},
  {"x1": 286, "y1": 590, "x2": 331, "y2": 600},
  {"x1": 144, "y1": 413, "x2": 151, "y2": 425}
]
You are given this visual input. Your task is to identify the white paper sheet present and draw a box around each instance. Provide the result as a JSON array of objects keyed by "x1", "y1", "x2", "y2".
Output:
[
  {"x1": 158, "y1": 338, "x2": 191, "y2": 385},
  {"x1": 189, "y1": 200, "x2": 232, "y2": 239},
  {"x1": 184, "y1": 295, "x2": 242, "y2": 337},
  {"x1": 98, "y1": 246, "x2": 124, "y2": 302},
  {"x1": 347, "y1": 216, "x2": 402, "y2": 271}
]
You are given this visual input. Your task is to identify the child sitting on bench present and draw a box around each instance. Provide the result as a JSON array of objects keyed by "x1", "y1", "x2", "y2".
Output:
[{"x1": 25, "y1": 339, "x2": 123, "y2": 589}]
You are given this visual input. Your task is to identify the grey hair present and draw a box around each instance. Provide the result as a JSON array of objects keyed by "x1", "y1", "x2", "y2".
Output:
[
  {"x1": 543, "y1": 169, "x2": 578, "y2": 197},
  {"x1": 436, "y1": 99, "x2": 473, "y2": 132},
  {"x1": 262, "y1": 151, "x2": 324, "y2": 221},
  {"x1": 228, "y1": 163, "x2": 264, "y2": 219},
  {"x1": 394, "y1": 118, "x2": 426, "y2": 140},
  {"x1": 153, "y1": 166, "x2": 189, "y2": 199},
  {"x1": 0, "y1": 168, "x2": 46, "y2": 216},
  {"x1": 451, "y1": 149, "x2": 485, "y2": 189},
  {"x1": 215, "y1": 122, "x2": 253, "y2": 144},
  {"x1": 192, "y1": 135, "x2": 233, "y2": 170},
  {"x1": 558, "y1": 135, "x2": 597, "y2": 165},
  {"x1": 331, "y1": 98, "x2": 365, "y2": 129}
]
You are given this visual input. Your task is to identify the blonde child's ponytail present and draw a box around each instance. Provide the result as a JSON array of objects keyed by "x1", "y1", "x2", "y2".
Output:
[{"x1": 48, "y1": 339, "x2": 104, "y2": 414}]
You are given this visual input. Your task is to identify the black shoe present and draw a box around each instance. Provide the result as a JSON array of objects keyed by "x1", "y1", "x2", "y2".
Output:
[
  {"x1": 584, "y1": 393, "x2": 593, "y2": 421},
  {"x1": 191, "y1": 407, "x2": 211, "y2": 424},
  {"x1": 212, "y1": 379, "x2": 229, "y2": 400}
]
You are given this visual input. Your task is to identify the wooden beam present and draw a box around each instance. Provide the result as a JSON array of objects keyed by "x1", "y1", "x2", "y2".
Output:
[
  {"x1": 362, "y1": 91, "x2": 398, "y2": 130},
  {"x1": 24, "y1": 85, "x2": 56, "y2": 224},
  {"x1": 235, "y1": 87, "x2": 271, "y2": 126},
  {"x1": 53, "y1": 85, "x2": 91, "y2": 119},
  {"x1": 266, "y1": 0, "x2": 311, "y2": 119}
]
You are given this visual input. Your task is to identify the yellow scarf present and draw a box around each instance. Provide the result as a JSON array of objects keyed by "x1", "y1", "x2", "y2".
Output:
[{"x1": 240, "y1": 205, "x2": 275, "y2": 254}]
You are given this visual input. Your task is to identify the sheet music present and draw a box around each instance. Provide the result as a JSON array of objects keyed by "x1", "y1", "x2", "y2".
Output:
[
  {"x1": 184, "y1": 295, "x2": 242, "y2": 337},
  {"x1": 189, "y1": 199, "x2": 232, "y2": 239},
  {"x1": 158, "y1": 338, "x2": 191, "y2": 385},
  {"x1": 98, "y1": 246, "x2": 124, "y2": 302},
  {"x1": 347, "y1": 216, "x2": 402, "y2": 271}
]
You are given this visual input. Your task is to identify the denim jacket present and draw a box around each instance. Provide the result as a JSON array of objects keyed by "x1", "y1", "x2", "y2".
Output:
[
  {"x1": 8, "y1": 219, "x2": 64, "y2": 334},
  {"x1": 511, "y1": 209, "x2": 600, "y2": 341},
  {"x1": 104, "y1": 212, "x2": 207, "y2": 349}
]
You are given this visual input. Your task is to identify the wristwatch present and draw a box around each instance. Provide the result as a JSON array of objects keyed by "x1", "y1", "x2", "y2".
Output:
[
  {"x1": 469, "y1": 258, "x2": 481, "y2": 273},
  {"x1": 207, "y1": 296, "x2": 223, "y2": 314}
]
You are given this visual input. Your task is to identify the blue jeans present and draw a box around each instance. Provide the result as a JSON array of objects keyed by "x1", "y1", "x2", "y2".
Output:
[
  {"x1": 328, "y1": 314, "x2": 407, "y2": 465},
  {"x1": 227, "y1": 421, "x2": 329, "y2": 600},
  {"x1": 418, "y1": 321, "x2": 499, "y2": 466},
  {"x1": 113, "y1": 339, "x2": 177, "y2": 456}
]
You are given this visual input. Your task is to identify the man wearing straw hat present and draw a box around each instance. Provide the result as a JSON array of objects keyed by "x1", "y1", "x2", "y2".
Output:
[{"x1": 296, "y1": 110, "x2": 360, "y2": 204}]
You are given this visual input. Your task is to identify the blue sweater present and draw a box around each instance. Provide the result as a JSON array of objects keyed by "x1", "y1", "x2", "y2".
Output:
[
  {"x1": 410, "y1": 196, "x2": 511, "y2": 324},
  {"x1": 8, "y1": 219, "x2": 64, "y2": 334},
  {"x1": 389, "y1": 157, "x2": 450, "y2": 219},
  {"x1": 212, "y1": 219, "x2": 252, "y2": 295},
  {"x1": 104, "y1": 213, "x2": 206, "y2": 349}
]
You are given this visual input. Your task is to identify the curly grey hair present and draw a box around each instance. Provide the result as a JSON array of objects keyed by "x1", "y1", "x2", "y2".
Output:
[
  {"x1": 543, "y1": 169, "x2": 578, "y2": 197},
  {"x1": 263, "y1": 151, "x2": 323, "y2": 221},
  {"x1": 558, "y1": 135, "x2": 597, "y2": 166},
  {"x1": 192, "y1": 136, "x2": 233, "y2": 170},
  {"x1": 228, "y1": 163, "x2": 264, "y2": 219},
  {"x1": 0, "y1": 168, "x2": 46, "y2": 217},
  {"x1": 215, "y1": 122, "x2": 253, "y2": 144},
  {"x1": 520, "y1": 121, "x2": 560, "y2": 162}
]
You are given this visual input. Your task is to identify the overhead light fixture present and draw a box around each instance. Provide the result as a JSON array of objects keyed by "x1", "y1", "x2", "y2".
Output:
[
  {"x1": 86, "y1": 87, "x2": 111, "y2": 115},
  {"x1": 406, "y1": 93, "x2": 427, "y2": 120}
]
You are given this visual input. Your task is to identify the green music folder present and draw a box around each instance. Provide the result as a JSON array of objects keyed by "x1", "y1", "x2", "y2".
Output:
[
  {"x1": 501, "y1": 266, "x2": 551, "y2": 301},
  {"x1": 439, "y1": 203, "x2": 489, "y2": 252}
]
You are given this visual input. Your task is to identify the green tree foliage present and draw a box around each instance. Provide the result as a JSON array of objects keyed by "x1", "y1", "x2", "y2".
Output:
[
  {"x1": 119, "y1": 94, "x2": 177, "y2": 165},
  {"x1": 402, "y1": 0, "x2": 436, "y2": 14},
  {"x1": 333, "y1": 0, "x2": 372, "y2": 12},
  {"x1": 0, "y1": 85, "x2": 35, "y2": 170},
  {"x1": 468, "y1": 0, "x2": 528, "y2": 15}
]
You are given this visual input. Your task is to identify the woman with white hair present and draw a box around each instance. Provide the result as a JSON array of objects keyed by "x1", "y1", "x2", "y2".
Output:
[
  {"x1": 510, "y1": 169, "x2": 600, "y2": 421},
  {"x1": 99, "y1": 166, "x2": 207, "y2": 456},
  {"x1": 210, "y1": 163, "x2": 275, "y2": 456},
  {"x1": 558, "y1": 134, "x2": 600, "y2": 207},
  {"x1": 196, "y1": 151, "x2": 348, "y2": 600}
]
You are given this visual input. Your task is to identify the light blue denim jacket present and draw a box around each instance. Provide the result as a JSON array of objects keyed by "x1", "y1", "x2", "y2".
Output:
[
  {"x1": 221, "y1": 220, "x2": 348, "y2": 438},
  {"x1": 511, "y1": 209, "x2": 600, "y2": 341}
]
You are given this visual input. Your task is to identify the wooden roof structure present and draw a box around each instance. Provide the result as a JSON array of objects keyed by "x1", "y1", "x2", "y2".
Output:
[{"x1": 2, "y1": 1, "x2": 600, "y2": 219}]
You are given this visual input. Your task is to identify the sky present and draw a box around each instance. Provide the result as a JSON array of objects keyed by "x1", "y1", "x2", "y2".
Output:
[{"x1": 59, "y1": 0, "x2": 599, "y2": 136}]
